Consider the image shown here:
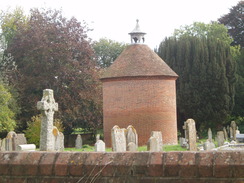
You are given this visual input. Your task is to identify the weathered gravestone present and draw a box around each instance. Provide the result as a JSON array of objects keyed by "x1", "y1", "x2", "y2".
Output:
[
  {"x1": 230, "y1": 126, "x2": 233, "y2": 139},
  {"x1": 126, "y1": 125, "x2": 138, "y2": 150},
  {"x1": 186, "y1": 119, "x2": 197, "y2": 151},
  {"x1": 203, "y1": 140, "x2": 215, "y2": 151},
  {"x1": 0, "y1": 138, "x2": 6, "y2": 151},
  {"x1": 236, "y1": 126, "x2": 240, "y2": 135},
  {"x1": 216, "y1": 131, "x2": 225, "y2": 147},
  {"x1": 75, "y1": 134, "x2": 83, "y2": 149},
  {"x1": 147, "y1": 136, "x2": 160, "y2": 152},
  {"x1": 127, "y1": 142, "x2": 137, "y2": 152},
  {"x1": 208, "y1": 128, "x2": 213, "y2": 142},
  {"x1": 179, "y1": 137, "x2": 187, "y2": 148},
  {"x1": 53, "y1": 127, "x2": 64, "y2": 151},
  {"x1": 111, "y1": 125, "x2": 126, "y2": 152},
  {"x1": 95, "y1": 140, "x2": 105, "y2": 152},
  {"x1": 37, "y1": 89, "x2": 58, "y2": 151},
  {"x1": 151, "y1": 131, "x2": 163, "y2": 150},
  {"x1": 223, "y1": 127, "x2": 228, "y2": 141},
  {"x1": 231, "y1": 121, "x2": 237, "y2": 141},
  {"x1": 5, "y1": 131, "x2": 17, "y2": 151}
]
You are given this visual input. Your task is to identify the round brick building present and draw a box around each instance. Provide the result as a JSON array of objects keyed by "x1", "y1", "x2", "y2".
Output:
[{"x1": 101, "y1": 21, "x2": 178, "y2": 146}]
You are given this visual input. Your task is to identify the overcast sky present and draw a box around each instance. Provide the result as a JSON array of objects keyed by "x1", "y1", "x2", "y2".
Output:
[{"x1": 1, "y1": 0, "x2": 240, "y2": 48}]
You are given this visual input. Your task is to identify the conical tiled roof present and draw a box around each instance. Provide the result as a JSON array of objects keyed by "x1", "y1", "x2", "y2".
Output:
[{"x1": 101, "y1": 44, "x2": 178, "y2": 80}]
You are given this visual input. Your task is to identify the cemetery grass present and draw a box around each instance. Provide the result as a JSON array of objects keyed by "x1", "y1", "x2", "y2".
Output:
[{"x1": 64, "y1": 144, "x2": 187, "y2": 152}]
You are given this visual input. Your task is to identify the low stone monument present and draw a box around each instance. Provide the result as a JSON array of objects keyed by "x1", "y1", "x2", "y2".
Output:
[
  {"x1": 185, "y1": 119, "x2": 197, "y2": 151},
  {"x1": 216, "y1": 131, "x2": 225, "y2": 147},
  {"x1": 95, "y1": 140, "x2": 105, "y2": 152},
  {"x1": 147, "y1": 136, "x2": 160, "y2": 152},
  {"x1": 179, "y1": 137, "x2": 187, "y2": 148},
  {"x1": 37, "y1": 89, "x2": 58, "y2": 151},
  {"x1": 111, "y1": 125, "x2": 126, "y2": 152},
  {"x1": 75, "y1": 134, "x2": 83, "y2": 149},
  {"x1": 17, "y1": 144, "x2": 36, "y2": 151}
]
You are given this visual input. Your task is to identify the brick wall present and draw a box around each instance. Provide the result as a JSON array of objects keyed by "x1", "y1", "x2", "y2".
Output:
[
  {"x1": 103, "y1": 76, "x2": 177, "y2": 147},
  {"x1": 0, "y1": 151, "x2": 243, "y2": 183}
]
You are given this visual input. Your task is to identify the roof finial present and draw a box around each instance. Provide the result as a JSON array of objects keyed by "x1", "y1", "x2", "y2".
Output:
[{"x1": 128, "y1": 19, "x2": 146, "y2": 44}]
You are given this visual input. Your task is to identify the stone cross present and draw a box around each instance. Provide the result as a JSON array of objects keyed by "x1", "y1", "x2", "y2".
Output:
[
  {"x1": 111, "y1": 125, "x2": 126, "y2": 152},
  {"x1": 208, "y1": 128, "x2": 212, "y2": 142},
  {"x1": 37, "y1": 89, "x2": 58, "y2": 151},
  {"x1": 186, "y1": 119, "x2": 197, "y2": 151}
]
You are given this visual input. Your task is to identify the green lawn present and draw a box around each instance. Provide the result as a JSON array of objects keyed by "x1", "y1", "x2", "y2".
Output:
[{"x1": 64, "y1": 144, "x2": 187, "y2": 152}]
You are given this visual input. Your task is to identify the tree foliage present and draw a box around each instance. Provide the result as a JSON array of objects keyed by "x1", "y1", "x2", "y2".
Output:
[
  {"x1": 4, "y1": 8, "x2": 102, "y2": 134},
  {"x1": 93, "y1": 38, "x2": 127, "y2": 68},
  {"x1": 218, "y1": 1, "x2": 244, "y2": 47},
  {"x1": 0, "y1": 82, "x2": 16, "y2": 133},
  {"x1": 157, "y1": 22, "x2": 236, "y2": 130}
]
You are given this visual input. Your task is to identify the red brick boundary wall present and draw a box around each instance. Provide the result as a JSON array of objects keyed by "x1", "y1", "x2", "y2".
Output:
[{"x1": 0, "y1": 151, "x2": 243, "y2": 183}]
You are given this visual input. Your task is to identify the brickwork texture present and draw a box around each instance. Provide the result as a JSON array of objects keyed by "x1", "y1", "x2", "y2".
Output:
[
  {"x1": 103, "y1": 77, "x2": 178, "y2": 146},
  {"x1": 0, "y1": 151, "x2": 243, "y2": 183}
]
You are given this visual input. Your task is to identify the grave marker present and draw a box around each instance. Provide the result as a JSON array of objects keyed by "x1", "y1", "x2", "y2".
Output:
[
  {"x1": 216, "y1": 131, "x2": 225, "y2": 147},
  {"x1": 95, "y1": 140, "x2": 105, "y2": 152},
  {"x1": 147, "y1": 136, "x2": 160, "y2": 152},
  {"x1": 111, "y1": 125, "x2": 126, "y2": 152},
  {"x1": 37, "y1": 89, "x2": 58, "y2": 151},
  {"x1": 75, "y1": 134, "x2": 83, "y2": 149},
  {"x1": 186, "y1": 119, "x2": 197, "y2": 151},
  {"x1": 126, "y1": 125, "x2": 138, "y2": 150}
]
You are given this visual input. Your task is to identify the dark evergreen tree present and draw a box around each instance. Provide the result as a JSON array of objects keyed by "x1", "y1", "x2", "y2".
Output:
[{"x1": 157, "y1": 36, "x2": 236, "y2": 130}]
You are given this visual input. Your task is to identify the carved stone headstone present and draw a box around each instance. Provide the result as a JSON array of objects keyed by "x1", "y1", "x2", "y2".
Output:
[
  {"x1": 95, "y1": 140, "x2": 105, "y2": 152},
  {"x1": 147, "y1": 136, "x2": 160, "y2": 152},
  {"x1": 53, "y1": 127, "x2": 64, "y2": 151},
  {"x1": 231, "y1": 121, "x2": 237, "y2": 141},
  {"x1": 223, "y1": 127, "x2": 228, "y2": 141},
  {"x1": 179, "y1": 137, "x2": 187, "y2": 148},
  {"x1": 126, "y1": 125, "x2": 138, "y2": 150},
  {"x1": 75, "y1": 134, "x2": 83, "y2": 149},
  {"x1": 208, "y1": 128, "x2": 213, "y2": 142},
  {"x1": 127, "y1": 142, "x2": 137, "y2": 152},
  {"x1": 151, "y1": 131, "x2": 163, "y2": 150},
  {"x1": 216, "y1": 131, "x2": 225, "y2": 147},
  {"x1": 37, "y1": 89, "x2": 58, "y2": 151},
  {"x1": 111, "y1": 125, "x2": 126, "y2": 152},
  {"x1": 186, "y1": 119, "x2": 197, "y2": 151}
]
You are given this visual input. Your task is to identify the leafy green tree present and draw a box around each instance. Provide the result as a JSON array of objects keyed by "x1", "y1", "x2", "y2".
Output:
[
  {"x1": 93, "y1": 38, "x2": 127, "y2": 68},
  {"x1": 4, "y1": 8, "x2": 102, "y2": 134},
  {"x1": 157, "y1": 22, "x2": 236, "y2": 130},
  {"x1": 0, "y1": 82, "x2": 16, "y2": 134},
  {"x1": 218, "y1": 1, "x2": 244, "y2": 47}
]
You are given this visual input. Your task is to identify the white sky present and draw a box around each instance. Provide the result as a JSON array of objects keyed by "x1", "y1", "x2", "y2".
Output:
[{"x1": 1, "y1": 0, "x2": 240, "y2": 49}]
